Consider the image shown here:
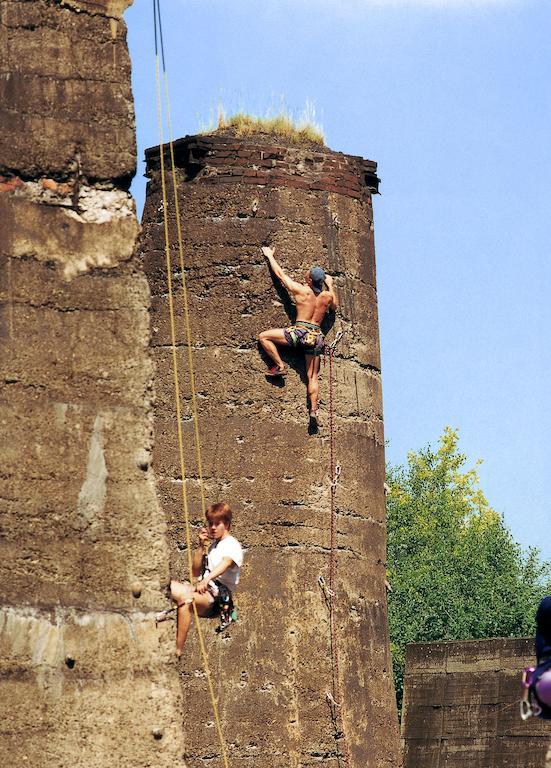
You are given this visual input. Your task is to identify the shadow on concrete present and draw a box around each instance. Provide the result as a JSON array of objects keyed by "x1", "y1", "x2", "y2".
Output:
[{"x1": 269, "y1": 269, "x2": 297, "y2": 324}]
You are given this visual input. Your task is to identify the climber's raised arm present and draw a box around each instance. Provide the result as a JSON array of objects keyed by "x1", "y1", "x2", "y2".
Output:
[
  {"x1": 191, "y1": 527, "x2": 209, "y2": 578},
  {"x1": 262, "y1": 246, "x2": 305, "y2": 297},
  {"x1": 324, "y1": 273, "x2": 338, "y2": 310}
]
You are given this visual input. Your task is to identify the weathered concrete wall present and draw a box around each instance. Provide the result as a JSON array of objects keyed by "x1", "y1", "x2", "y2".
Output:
[
  {"x1": 0, "y1": 2, "x2": 184, "y2": 766},
  {"x1": 1, "y1": 2, "x2": 401, "y2": 765},
  {"x1": 402, "y1": 638, "x2": 551, "y2": 768},
  {"x1": 0, "y1": 0, "x2": 136, "y2": 183},
  {"x1": 141, "y1": 134, "x2": 401, "y2": 768}
]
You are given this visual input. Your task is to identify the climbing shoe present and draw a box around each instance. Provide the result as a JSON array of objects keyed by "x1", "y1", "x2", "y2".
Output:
[
  {"x1": 309, "y1": 410, "x2": 320, "y2": 428},
  {"x1": 265, "y1": 364, "x2": 288, "y2": 378},
  {"x1": 155, "y1": 607, "x2": 175, "y2": 626}
]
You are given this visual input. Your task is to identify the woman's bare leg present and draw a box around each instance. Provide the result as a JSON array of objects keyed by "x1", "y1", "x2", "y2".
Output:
[{"x1": 170, "y1": 580, "x2": 214, "y2": 657}]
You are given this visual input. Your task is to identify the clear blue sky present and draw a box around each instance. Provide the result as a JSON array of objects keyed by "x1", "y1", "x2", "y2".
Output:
[{"x1": 126, "y1": 0, "x2": 550, "y2": 560}]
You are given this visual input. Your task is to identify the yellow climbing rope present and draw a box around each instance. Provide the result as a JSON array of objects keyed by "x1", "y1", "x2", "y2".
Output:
[{"x1": 153, "y1": 2, "x2": 229, "y2": 766}]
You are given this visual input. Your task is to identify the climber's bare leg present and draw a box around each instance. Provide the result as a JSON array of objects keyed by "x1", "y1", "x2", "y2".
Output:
[
  {"x1": 258, "y1": 329, "x2": 289, "y2": 372},
  {"x1": 305, "y1": 353, "x2": 321, "y2": 417}
]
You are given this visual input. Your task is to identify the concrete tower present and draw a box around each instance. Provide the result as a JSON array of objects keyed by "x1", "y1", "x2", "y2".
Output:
[{"x1": 141, "y1": 133, "x2": 401, "y2": 768}]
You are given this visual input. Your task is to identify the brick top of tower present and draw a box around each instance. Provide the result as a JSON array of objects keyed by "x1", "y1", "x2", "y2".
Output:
[{"x1": 144, "y1": 132, "x2": 380, "y2": 200}]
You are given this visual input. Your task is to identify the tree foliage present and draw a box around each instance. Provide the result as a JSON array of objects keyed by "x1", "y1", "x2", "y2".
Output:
[{"x1": 386, "y1": 427, "x2": 551, "y2": 709}]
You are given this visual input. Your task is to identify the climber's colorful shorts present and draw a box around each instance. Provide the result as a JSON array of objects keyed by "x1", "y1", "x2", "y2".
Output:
[{"x1": 284, "y1": 321, "x2": 325, "y2": 356}]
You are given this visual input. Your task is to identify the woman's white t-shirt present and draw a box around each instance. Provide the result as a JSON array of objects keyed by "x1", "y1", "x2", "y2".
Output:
[{"x1": 206, "y1": 535, "x2": 243, "y2": 592}]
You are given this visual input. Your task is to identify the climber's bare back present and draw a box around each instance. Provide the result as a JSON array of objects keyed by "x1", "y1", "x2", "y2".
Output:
[
  {"x1": 294, "y1": 287, "x2": 334, "y2": 325},
  {"x1": 261, "y1": 247, "x2": 337, "y2": 323}
]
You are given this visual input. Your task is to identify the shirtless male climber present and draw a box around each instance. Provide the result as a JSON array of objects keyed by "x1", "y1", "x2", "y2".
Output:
[{"x1": 258, "y1": 246, "x2": 338, "y2": 426}]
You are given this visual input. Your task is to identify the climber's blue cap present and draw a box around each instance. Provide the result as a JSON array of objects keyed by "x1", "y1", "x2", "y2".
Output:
[{"x1": 309, "y1": 266, "x2": 326, "y2": 295}]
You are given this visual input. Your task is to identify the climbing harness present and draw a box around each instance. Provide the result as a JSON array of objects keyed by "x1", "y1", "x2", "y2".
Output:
[
  {"x1": 214, "y1": 584, "x2": 238, "y2": 634},
  {"x1": 520, "y1": 660, "x2": 551, "y2": 720},
  {"x1": 200, "y1": 544, "x2": 239, "y2": 634},
  {"x1": 153, "y1": 2, "x2": 229, "y2": 766},
  {"x1": 319, "y1": 330, "x2": 351, "y2": 768},
  {"x1": 284, "y1": 320, "x2": 326, "y2": 356}
]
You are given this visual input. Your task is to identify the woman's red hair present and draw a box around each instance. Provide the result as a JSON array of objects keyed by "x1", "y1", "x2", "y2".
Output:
[{"x1": 206, "y1": 502, "x2": 232, "y2": 529}]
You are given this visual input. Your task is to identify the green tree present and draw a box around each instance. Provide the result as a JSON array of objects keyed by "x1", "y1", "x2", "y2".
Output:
[{"x1": 386, "y1": 427, "x2": 550, "y2": 710}]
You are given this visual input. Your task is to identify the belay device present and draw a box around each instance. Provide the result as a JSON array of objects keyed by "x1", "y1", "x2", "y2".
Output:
[{"x1": 214, "y1": 582, "x2": 238, "y2": 634}]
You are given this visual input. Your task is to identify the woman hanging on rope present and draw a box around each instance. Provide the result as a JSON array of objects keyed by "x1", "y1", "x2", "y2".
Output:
[{"x1": 157, "y1": 502, "x2": 244, "y2": 656}]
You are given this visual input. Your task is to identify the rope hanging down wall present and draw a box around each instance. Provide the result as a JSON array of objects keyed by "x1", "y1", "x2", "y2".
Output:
[
  {"x1": 320, "y1": 331, "x2": 351, "y2": 768},
  {"x1": 152, "y1": 2, "x2": 229, "y2": 766}
]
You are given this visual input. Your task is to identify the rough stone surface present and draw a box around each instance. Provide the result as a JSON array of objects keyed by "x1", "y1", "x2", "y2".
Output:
[
  {"x1": 1, "y1": 181, "x2": 139, "y2": 278},
  {"x1": 0, "y1": 2, "x2": 185, "y2": 767},
  {"x1": 0, "y1": 0, "x2": 136, "y2": 183},
  {"x1": 0, "y1": 607, "x2": 183, "y2": 767},
  {"x1": 140, "y1": 134, "x2": 401, "y2": 768},
  {"x1": 402, "y1": 638, "x2": 551, "y2": 768},
  {"x1": 1, "y1": 0, "x2": 401, "y2": 764}
]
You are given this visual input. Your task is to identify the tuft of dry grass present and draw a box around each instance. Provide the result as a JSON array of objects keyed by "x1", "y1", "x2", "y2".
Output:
[{"x1": 200, "y1": 104, "x2": 325, "y2": 146}]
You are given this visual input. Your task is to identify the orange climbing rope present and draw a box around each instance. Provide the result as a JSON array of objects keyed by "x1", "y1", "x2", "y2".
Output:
[
  {"x1": 153, "y1": 2, "x2": 229, "y2": 767},
  {"x1": 323, "y1": 332, "x2": 351, "y2": 768}
]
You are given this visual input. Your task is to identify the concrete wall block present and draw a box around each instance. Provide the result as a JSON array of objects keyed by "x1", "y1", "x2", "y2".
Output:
[
  {"x1": 402, "y1": 672, "x2": 447, "y2": 708},
  {"x1": 0, "y1": 607, "x2": 183, "y2": 768},
  {"x1": 0, "y1": 4, "x2": 185, "y2": 764},
  {"x1": 402, "y1": 638, "x2": 551, "y2": 767},
  {"x1": 1, "y1": 196, "x2": 139, "y2": 279},
  {"x1": 0, "y1": 0, "x2": 136, "y2": 180},
  {"x1": 443, "y1": 670, "x2": 502, "y2": 705},
  {"x1": 402, "y1": 743, "x2": 441, "y2": 767}
]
